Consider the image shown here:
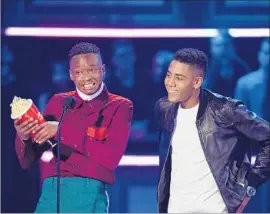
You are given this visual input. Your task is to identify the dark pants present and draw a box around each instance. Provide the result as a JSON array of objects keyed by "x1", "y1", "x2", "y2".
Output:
[{"x1": 35, "y1": 177, "x2": 108, "y2": 213}]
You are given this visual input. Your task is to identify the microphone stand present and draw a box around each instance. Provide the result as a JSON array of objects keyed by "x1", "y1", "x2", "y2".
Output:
[{"x1": 56, "y1": 106, "x2": 68, "y2": 213}]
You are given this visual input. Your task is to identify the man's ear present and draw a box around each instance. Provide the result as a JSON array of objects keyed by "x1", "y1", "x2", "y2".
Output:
[
  {"x1": 69, "y1": 70, "x2": 74, "y2": 81},
  {"x1": 102, "y1": 64, "x2": 106, "y2": 81},
  {"x1": 194, "y1": 77, "x2": 203, "y2": 89}
]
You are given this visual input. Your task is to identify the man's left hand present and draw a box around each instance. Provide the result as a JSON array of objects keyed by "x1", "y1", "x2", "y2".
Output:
[{"x1": 33, "y1": 121, "x2": 59, "y2": 144}]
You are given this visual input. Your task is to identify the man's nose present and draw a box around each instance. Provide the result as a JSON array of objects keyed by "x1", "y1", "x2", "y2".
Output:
[
  {"x1": 81, "y1": 72, "x2": 91, "y2": 80},
  {"x1": 167, "y1": 77, "x2": 176, "y2": 87}
]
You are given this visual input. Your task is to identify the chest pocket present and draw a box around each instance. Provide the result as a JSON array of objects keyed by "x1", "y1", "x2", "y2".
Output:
[{"x1": 86, "y1": 101, "x2": 121, "y2": 142}]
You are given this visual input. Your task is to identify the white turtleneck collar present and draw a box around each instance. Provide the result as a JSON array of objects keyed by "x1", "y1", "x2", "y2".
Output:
[{"x1": 76, "y1": 82, "x2": 104, "y2": 101}]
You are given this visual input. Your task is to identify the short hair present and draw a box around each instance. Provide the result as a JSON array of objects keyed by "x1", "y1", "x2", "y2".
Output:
[
  {"x1": 68, "y1": 42, "x2": 101, "y2": 62},
  {"x1": 174, "y1": 48, "x2": 208, "y2": 76}
]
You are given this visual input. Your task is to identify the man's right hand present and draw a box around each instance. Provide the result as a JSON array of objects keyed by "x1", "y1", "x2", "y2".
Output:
[{"x1": 14, "y1": 118, "x2": 39, "y2": 141}]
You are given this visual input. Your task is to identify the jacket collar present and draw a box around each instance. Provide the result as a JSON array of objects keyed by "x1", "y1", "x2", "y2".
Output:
[
  {"x1": 197, "y1": 88, "x2": 212, "y2": 120},
  {"x1": 170, "y1": 88, "x2": 211, "y2": 121}
]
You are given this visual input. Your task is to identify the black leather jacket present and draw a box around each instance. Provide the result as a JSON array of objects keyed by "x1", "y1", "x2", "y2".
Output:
[{"x1": 156, "y1": 89, "x2": 270, "y2": 213}]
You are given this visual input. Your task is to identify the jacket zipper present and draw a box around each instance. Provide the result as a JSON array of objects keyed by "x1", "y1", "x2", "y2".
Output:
[
  {"x1": 196, "y1": 122, "x2": 229, "y2": 213},
  {"x1": 157, "y1": 118, "x2": 177, "y2": 210}
]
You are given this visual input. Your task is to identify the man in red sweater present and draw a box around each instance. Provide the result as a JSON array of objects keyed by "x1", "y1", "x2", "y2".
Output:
[{"x1": 14, "y1": 42, "x2": 133, "y2": 213}]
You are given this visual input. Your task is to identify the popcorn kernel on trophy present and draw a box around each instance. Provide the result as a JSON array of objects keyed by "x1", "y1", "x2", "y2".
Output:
[{"x1": 10, "y1": 96, "x2": 46, "y2": 139}]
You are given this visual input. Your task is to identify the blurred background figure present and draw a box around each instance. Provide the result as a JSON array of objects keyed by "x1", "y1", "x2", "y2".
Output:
[
  {"x1": 234, "y1": 38, "x2": 270, "y2": 213},
  {"x1": 34, "y1": 60, "x2": 73, "y2": 113},
  {"x1": 106, "y1": 39, "x2": 152, "y2": 142},
  {"x1": 1, "y1": 44, "x2": 40, "y2": 213},
  {"x1": 151, "y1": 50, "x2": 174, "y2": 96},
  {"x1": 204, "y1": 29, "x2": 251, "y2": 97},
  {"x1": 1, "y1": 43, "x2": 17, "y2": 212},
  {"x1": 1, "y1": 44, "x2": 16, "y2": 88},
  {"x1": 147, "y1": 50, "x2": 174, "y2": 139},
  {"x1": 235, "y1": 38, "x2": 270, "y2": 121},
  {"x1": 1, "y1": 43, "x2": 17, "y2": 115}
]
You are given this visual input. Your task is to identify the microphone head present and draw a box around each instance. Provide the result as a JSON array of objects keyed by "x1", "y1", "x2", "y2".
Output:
[{"x1": 63, "y1": 96, "x2": 77, "y2": 109}]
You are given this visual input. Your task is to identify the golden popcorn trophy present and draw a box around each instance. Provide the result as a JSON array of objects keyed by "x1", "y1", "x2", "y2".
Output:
[{"x1": 10, "y1": 96, "x2": 56, "y2": 147}]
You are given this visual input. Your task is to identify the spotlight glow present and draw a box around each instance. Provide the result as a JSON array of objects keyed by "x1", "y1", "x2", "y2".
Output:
[
  {"x1": 40, "y1": 152, "x2": 159, "y2": 167},
  {"x1": 5, "y1": 27, "x2": 269, "y2": 38},
  {"x1": 5, "y1": 27, "x2": 218, "y2": 38},
  {"x1": 119, "y1": 155, "x2": 159, "y2": 166}
]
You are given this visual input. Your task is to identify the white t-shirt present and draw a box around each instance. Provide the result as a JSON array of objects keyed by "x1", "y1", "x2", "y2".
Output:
[{"x1": 168, "y1": 103, "x2": 227, "y2": 213}]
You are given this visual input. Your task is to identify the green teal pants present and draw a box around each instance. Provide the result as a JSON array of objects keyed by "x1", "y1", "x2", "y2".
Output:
[{"x1": 35, "y1": 177, "x2": 108, "y2": 213}]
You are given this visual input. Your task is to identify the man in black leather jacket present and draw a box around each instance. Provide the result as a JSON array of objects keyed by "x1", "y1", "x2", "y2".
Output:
[{"x1": 156, "y1": 48, "x2": 270, "y2": 213}]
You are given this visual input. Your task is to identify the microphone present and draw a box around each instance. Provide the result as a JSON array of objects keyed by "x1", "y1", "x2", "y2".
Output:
[
  {"x1": 56, "y1": 96, "x2": 77, "y2": 213},
  {"x1": 63, "y1": 96, "x2": 77, "y2": 110}
]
